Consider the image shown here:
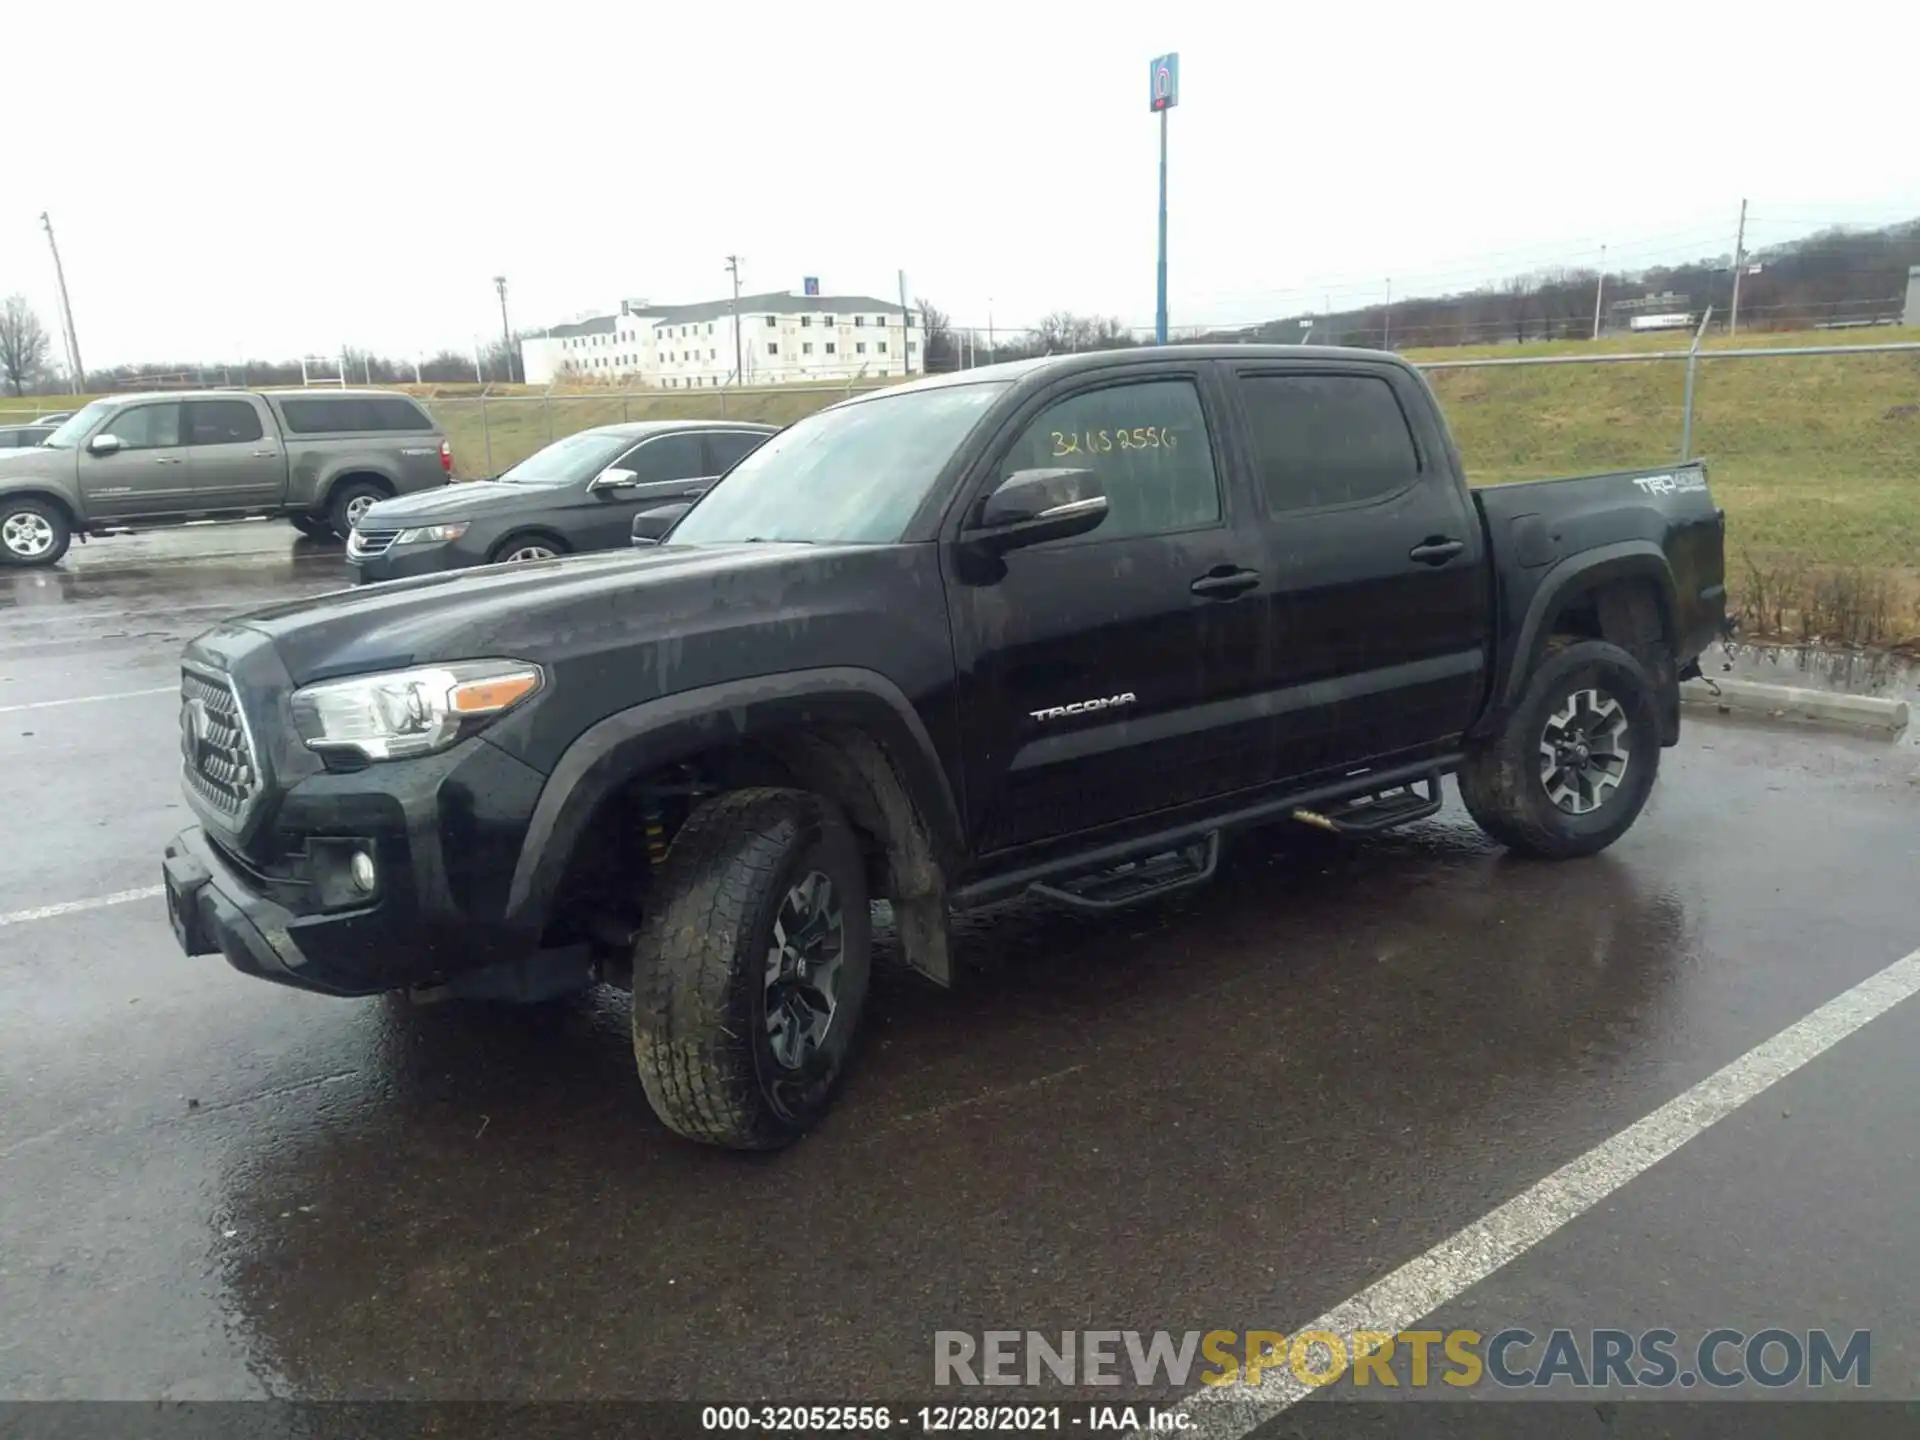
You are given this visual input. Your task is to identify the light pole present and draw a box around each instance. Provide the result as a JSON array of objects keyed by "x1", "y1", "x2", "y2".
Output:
[
  {"x1": 1149, "y1": 53, "x2": 1179, "y2": 345},
  {"x1": 492, "y1": 275, "x2": 514, "y2": 383}
]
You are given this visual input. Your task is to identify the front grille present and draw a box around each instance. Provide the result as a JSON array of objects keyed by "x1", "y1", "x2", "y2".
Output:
[
  {"x1": 181, "y1": 668, "x2": 260, "y2": 822},
  {"x1": 348, "y1": 526, "x2": 399, "y2": 559}
]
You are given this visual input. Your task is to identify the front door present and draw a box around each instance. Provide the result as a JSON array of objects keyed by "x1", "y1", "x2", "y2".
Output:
[
  {"x1": 185, "y1": 398, "x2": 280, "y2": 508},
  {"x1": 945, "y1": 367, "x2": 1273, "y2": 856},
  {"x1": 573, "y1": 430, "x2": 710, "y2": 552},
  {"x1": 1226, "y1": 362, "x2": 1491, "y2": 779},
  {"x1": 76, "y1": 401, "x2": 191, "y2": 519}
]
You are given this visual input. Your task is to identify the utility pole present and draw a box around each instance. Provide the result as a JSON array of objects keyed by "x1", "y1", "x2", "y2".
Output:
[
  {"x1": 1728, "y1": 199, "x2": 1749, "y2": 337},
  {"x1": 987, "y1": 299, "x2": 995, "y2": 363},
  {"x1": 724, "y1": 255, "x2": 744, "y2": 384},
  {"x1": 1592, "y1": 243, "x2": 1607, "y2": 340},
  {"x1": 492, "y1": 276, "x2": 514, "y2": 383},
  {"x1": 1383, "y1": 277, "x2": 1392, "y2": 348},
  {"x1": 39, "y1": 212, "x2": 84, "y2": 393}
]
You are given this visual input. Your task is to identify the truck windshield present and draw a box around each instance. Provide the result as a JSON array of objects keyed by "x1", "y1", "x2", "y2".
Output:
[
  {"x1": 497, "y1": 430, "x2": 636, "y2": 485},
  {"x1": 668, "y1": 381, "x2": 1010, "y2": 545},
  {"x1": 42, "y1": 400, "x2": 118, "y2": 449}
]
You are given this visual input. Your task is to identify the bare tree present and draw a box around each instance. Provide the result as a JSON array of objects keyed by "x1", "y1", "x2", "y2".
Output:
[
  {"x1": 1500, "y1": 274, "x2": 1539, "y2": 344},
  {"x1": 0, "y1": 295, "x2": 52, "y2": 397},
  {"x1": 915, "y1": 299, "x2": 956, "y2": 371}
]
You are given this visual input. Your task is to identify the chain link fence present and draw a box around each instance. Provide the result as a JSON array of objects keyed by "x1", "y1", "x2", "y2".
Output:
[{"x1": 415, "y1": 379, "x2": 902, "y2": 477}]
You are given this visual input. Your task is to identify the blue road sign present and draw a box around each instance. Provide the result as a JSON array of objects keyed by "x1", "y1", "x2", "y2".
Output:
[
  {"x1": 803, "y1": 276, "x2": 820, "y2": 297},
  {"x1": 1149, "y1": 53, "x2": 1179, "y2": 111}
]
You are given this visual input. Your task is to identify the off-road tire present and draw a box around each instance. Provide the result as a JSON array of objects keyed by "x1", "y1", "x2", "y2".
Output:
[
  {"x1": 632, "y1": 788, "x2": 873, "y2": 1149},
  {"x1": 327, "y1": 479, "x2": 388, "y2": 540},
  {"x1": 1457, "y1": 637, "x2": 1662, "y2": 860},
  {"x1": 0, "y1": 497, "x2": 72, "y2": 567},
  {"x1": 289, "y1": 513, "x2": 336, "y2": 542}
]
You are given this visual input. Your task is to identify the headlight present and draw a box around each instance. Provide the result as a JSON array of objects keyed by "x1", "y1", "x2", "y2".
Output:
[
  {"x1": 290, "y1": 660, "x2": 542, "y2": 762},
  {"x1": 394, "y1": 522, "x2": 469, "y2": 544}
]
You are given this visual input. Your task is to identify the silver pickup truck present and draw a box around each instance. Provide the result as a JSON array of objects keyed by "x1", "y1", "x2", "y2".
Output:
[{"x1": 0, "y1": 389, "x2": 452, "y2": 567}]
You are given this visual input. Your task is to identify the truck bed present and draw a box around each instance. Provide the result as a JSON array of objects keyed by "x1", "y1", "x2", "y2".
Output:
[{"x1": 1472, "y1": 461, "x2": 1729, "y2": 698}]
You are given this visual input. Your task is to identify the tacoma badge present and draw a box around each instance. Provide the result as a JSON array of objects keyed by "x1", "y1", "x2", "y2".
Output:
[{"x1": 1030, "y1": 692, "x2": 1136, "y2": 722}]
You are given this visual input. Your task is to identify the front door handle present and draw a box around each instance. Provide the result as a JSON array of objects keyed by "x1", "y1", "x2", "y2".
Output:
[
  {"x1": 1409, "y1": 537, "x2": 1465, "y2": 565},
  {"x1": 154, "y1": 456, "x2": 183, "y2": 466},
  {"x1": 1190, "y1": 566, "x2": 1261, "y2": 599},
  {"x1": 251, "y1": 449, "x2": 279, "y2": 458}
]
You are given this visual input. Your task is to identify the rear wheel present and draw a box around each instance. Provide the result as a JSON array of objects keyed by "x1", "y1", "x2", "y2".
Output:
[
  {"x1": 289, "y1": 514, "x2": 335, "y2": 541},
  {"x1": 491, "y1": 532, "x2": 568, "y2": 564},
  {"x1": 327, "y1": 480, "x2": 387, "y2": 539},
  {"x1": 0, "y1": 498, "x2": 72, "y2": 567},
  {"x1": 1457, "y1": 638, "x2": 1661, "y2": 859},
  {"x1": 631, "y1": 789, "x2": 873, "y2": 1149}
]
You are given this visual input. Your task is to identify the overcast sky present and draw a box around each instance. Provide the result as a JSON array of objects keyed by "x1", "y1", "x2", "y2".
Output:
[{"x1": 6, "y1": 0, "x2": 1918, "y2": 368}]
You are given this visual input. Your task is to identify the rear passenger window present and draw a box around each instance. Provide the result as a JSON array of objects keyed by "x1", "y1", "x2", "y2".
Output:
[
  {"x1": 707, "y1": 431, "x2": 768, "y2": 474},
  {"x1": 998, "y1": 378, "x2": 1220, "y2": 543},
  {"x1": 186, "y1": 400, "x2": 265, "y2": 445},
  {"x1": 1239, "y1": 374, "x2": 1420, "y2": 513}
]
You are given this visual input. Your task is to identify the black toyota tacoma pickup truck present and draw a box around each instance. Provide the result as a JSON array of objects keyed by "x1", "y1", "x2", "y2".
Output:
[{"x1": 163, "y1": 347, "x2": 1727, "y2": 1149}]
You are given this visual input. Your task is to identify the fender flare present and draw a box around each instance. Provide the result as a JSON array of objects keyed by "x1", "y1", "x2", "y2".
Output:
[
  {"x1": 1499, "y1": 541, "x2": 1679, "y2": 709},
  {"x1": 503, "y1": 667, "x2": 967, "y2": 936}
]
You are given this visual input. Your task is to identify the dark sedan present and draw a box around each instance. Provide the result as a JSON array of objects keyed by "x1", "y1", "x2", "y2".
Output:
[{"x1": 346, "y1": 420, "x2": 776, "y2": 583}]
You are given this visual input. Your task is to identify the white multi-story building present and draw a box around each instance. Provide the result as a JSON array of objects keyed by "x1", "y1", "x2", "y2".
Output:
[{"x1": 520, "y1": 291, "x2": 922, "y2": 389}]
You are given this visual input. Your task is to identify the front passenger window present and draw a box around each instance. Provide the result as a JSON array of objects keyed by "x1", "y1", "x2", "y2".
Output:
[
  {"x1": 999, "y1": 379, "x2": 1221, "y2": 543},
  {"x1": 102, "y1": 404, "x2": 182, "y2": 451}
]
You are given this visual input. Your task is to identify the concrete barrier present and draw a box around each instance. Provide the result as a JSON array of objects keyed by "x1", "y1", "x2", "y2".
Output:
[{"x1": 1681, "y1": 677, "x2": 1911, "y2": 734}]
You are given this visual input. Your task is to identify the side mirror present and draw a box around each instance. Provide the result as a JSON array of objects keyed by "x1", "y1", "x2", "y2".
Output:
[
  {"x1": 631, "y1": 501, "x2": 692, "y2": 547},
  {"x1": 87, "y1": 433, "x2": 122, "y2": 456},
  {"x1": 966, "y1": 468, "x2": 1108, "y2": 551},
  {"x1": 589, "y1": 466, "x2": 638, "y2": 493}
]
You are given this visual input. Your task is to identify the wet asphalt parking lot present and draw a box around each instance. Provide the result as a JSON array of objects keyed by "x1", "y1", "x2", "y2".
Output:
[{"x1": 2, "y1": 523, "x2": 1917, "y2": 1434}]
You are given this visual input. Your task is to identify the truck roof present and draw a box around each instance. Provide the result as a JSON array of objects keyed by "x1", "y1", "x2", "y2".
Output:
[{"x1": 883, "y1": 344, "x2": 1407, "y2": 398}]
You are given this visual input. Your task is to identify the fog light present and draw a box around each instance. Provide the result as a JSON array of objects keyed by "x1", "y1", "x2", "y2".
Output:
[{"x1": 349, "y1": 850, "x2": 377, "y2": 893}]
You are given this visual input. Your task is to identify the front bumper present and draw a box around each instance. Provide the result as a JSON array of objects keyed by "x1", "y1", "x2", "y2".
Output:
[
  {"x1": 348, "y1": 539, "x2": 477, "y2": 585},
  {"x1": 164, "y1": 738, "x2": 550, "y2": 997}
]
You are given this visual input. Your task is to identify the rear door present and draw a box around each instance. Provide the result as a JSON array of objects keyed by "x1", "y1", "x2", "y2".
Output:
[
  {"x1": 944, "y1": 364, "x2": 1274, "y2": 855},
  {"x1": 185, "y1": 397, "x2": 281, "y2": 508},
  {"x1": 1225, "y1": 361, "x2": 1490, "y2": 778},
  {"x1": 76, "y1": 401, "x2": 192, "y2": 518}
]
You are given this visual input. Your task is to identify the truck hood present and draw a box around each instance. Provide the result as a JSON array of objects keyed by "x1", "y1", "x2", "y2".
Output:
[
  {"x1": 216, "y1": 541, "x2": 887, "y2": 686},
  {"x1": 357, "y1": 480, "x2": 546, "y2": 525}
]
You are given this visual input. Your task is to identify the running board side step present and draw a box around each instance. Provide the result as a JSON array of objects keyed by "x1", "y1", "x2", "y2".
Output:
[
  {"x1": 1028, "y1": 833, "x2": 1220, "y2": 913},
  {"x1": 1291, "y1": 773, "x2": 1443, "y2": 836}
]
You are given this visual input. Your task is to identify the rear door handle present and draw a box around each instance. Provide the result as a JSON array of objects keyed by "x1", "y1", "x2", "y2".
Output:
[
  {"x1": 1190, "y1": 567, "x2": 1261, "y2": 599},
  {"x1": 1409, "y1": 537, "x2": 1465, "y2": 565},
  {"x1": 154, "y1": 456, "x2": 183, "y2": 466}
]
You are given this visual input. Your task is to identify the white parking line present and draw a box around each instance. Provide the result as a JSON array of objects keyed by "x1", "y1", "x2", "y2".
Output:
[
  {"x1": 0, "y1": 886, "x2": 165, "y2": 927},
  {"x1": 1166, "y1": 945, "x2": 1920, "y2": 1439},
  {"x1": 0, "y1": 686, "x2": 174, "y2": 715}
]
